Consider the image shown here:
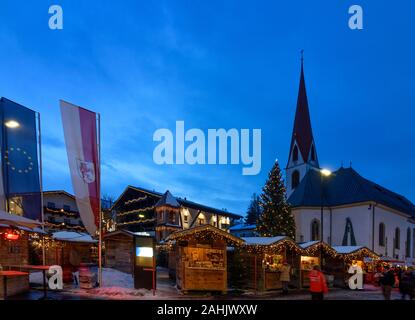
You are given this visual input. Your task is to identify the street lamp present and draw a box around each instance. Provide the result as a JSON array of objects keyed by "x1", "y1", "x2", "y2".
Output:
[
  {"x1": 320, "y1": 168, "x2": 332, "y2": 268},
  {"x1": 5, "y1": 120, "x2": 20, "y2": 128}
]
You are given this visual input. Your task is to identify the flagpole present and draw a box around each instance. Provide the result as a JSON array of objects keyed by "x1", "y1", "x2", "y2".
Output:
[
  {"x1": 37, "y1": 112, "x2": 46, "y2": 266},
  {"x1": 97, "y1": 113, "x2": 102, "y2": 287}
]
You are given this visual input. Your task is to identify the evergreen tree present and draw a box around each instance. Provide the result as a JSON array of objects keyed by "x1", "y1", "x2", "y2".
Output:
[
  {"x1": 257, "y1": 160, "x2": 296, "y2": 238},
  {"x1": 245, "y1": 193, "x2": 262, "y2": 225}
]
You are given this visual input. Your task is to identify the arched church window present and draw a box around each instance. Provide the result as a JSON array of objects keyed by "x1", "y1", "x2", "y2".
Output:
[
  {"x1": 292, "y1": 170, "x2": 300, "y2": 190},
  {"x1": 379, "y1": 223, "x2": 385, "y2": 246},
  {"x1": 293, "y1": 145, "x2": 299, "y2": 162},
  {"x1": 310, "y1": 145, "x2": 316, "y2": 161},
  {"x1": 406, "y1": 228, "x2": 411, "y2": 258},
  {"x1": 395, "y1": 228, "x2": 400, "y2": 250},
  {"x1": 311, "y1": 219, "x2": 320, "y2": 241}
]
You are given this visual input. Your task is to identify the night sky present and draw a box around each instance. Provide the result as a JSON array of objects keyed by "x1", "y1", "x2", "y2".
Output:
[{"x1": 0, "y1": 0, "x2": 414, "y2": 216}]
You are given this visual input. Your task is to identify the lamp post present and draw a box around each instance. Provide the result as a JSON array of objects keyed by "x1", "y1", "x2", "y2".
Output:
[{"x1": 320, "y1": 169, "x2": 331, "y2": 268}]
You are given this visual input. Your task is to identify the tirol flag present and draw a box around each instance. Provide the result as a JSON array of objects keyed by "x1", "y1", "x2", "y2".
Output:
[
  {"x1": 60, "y1": 100, "x2": 100, "y2": 235},
  {"x1": 0, "y1": 97, "x2": 41, "y2": 221}
]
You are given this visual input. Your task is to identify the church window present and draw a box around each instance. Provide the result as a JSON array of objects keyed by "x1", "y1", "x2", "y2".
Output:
[
  {"x1": 311, "y1": 219, "x2": 320, "y2": 241},
  {"x1": 292, "y1": 170, "x2": 300, "y2": 190},
  {"x1": 406, "y1": 228, "x2": 411, "y2": 258},
  {"x1": 379, "y1": 223, "x2": 385, "y2": 246},
  {"x1": 395, "y1": 228, "x2": 400, "y2": 250},
  {"x1": 293, "y1": 145, "x2": 299, "y2": 162}
]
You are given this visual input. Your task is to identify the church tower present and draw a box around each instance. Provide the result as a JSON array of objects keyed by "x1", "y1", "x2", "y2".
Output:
[{"x1": 286, "y1": 55, "x2": 319, "y2": 197}]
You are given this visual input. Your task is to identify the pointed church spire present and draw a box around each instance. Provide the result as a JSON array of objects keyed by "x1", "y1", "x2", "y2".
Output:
[{"x1": 288, "y1": 52, "x2": 318, "y2": 166}]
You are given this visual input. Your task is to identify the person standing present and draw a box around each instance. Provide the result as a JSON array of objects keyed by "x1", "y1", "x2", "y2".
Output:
[
  {"x1": 280, "y1": 260, "x2": 291, "y2": 295},
  {"x1": 309, "y1": 265, "x2": 328, "y2": 300},
  {"x1": 380, "y1": 265, "x2": 395, "y2": 300},
  {"x1": 400, "y1": 270, "x2": 415, "y2": 300}
]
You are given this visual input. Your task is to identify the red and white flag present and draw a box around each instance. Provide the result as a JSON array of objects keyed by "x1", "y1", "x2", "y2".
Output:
[{"x1": 60, "y1": 100, "x2": 100, "y2": 235}]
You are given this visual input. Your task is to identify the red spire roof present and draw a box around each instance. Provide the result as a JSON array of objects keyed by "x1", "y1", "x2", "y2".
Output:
[{"x1": 289, "y1": 60, "x2": 317, "y2": 164}]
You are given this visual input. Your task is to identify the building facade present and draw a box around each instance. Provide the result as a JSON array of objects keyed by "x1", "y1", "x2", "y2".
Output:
[
  {"x1": 111, "y1": 186, "x2": 241, "y2": 241},
  {"x1": 43, "y1": 190, "x2": 86, "y2": 233},
  {"x1": 286, "y1": 62, "x2": 415, "y2": 265}
]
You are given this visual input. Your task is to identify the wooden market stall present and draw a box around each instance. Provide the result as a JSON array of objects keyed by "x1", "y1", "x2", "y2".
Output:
[
  {"x1": 104, "y1": 229, "x2": 138, "y2": 274},
  {"x1": 330, "y1": 246, "x2": 379, "y2": 287},
  {"x1": 299, "y1": 241, "x2": 338, "y2": 287},
  {"x1": 230, "y1": 236, "x2": 302, "y2": 291},
  {"x1": 166, "y1": 224, "x2": 244, "y2": 294},
  {"x1": 0, "y1": 211, "x2": 42, "y2": 299}
]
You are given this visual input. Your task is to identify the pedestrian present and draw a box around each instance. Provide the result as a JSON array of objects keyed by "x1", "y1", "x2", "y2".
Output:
[
  {"x1": 280, "y1": 260, "x2": 291, "y2": 295},
  {"x1": 400, "y1": 270, "x2": 415, "y2": 300},
  {"x1": 379, "y1": 265, "x2": 395, "y2": 300},
  {"x1": 309, "y1": 265, "x2": 328, "y2": 300}
]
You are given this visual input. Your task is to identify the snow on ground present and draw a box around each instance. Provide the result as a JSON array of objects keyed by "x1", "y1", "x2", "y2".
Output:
[{"x1": 31, "y1": 267, "x2": 180, "y2": 300}]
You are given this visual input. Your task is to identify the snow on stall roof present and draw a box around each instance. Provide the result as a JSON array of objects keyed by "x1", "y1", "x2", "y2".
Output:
[
  {"x1": 52, "y1": 231, "x2": 97, "y2": 243},
  {"x1": 299, "y1": 241, "x2": 320, "y2": 249},
  {"x1": 332, "y1": 246, "x2": 364, "y2": 254},
  {"x1": 242, "y1": 236, "x2": 287, "y2": 246},
  {"x1": 229, "y1": 224, "x2": 256, "y2": 231}
]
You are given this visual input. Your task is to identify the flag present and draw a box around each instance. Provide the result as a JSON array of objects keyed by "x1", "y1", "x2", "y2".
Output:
[
  {"x1": 60, "y1": 100, "x2": 100, "y2": 235},
  {"x1": 0, "y1": 97, "x2": 41, "y2": 221}
]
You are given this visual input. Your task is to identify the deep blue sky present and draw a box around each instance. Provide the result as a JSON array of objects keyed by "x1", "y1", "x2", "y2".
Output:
[{"x1": 0, "y1": 1, "x2": 414, "y2": 216}]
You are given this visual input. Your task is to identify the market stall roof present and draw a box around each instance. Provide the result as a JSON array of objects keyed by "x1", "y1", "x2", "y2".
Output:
[
  {"x1": 52, "y1": 231, "x2": 97, "y2": 243},
  {"x1": 298, "y1": 241, "x2": 337, "y2": 256},
  {"x1": 332, "y1": 245, "x2": 379, "y2": 260},
  {"x1": 0, "y1": 223, "x2": 45, "y2": 234},
  {"x1": 0, "y1": 210, "x2": 42, "y2": 229},
  {"x1": 166, "y1": 224, "x2": 244, "y2": 246},
  {"x1": 242, "y1": 236, "x2": 287, "y2": 246}
]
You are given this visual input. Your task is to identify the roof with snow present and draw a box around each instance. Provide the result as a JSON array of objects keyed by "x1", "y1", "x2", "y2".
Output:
[
  {"x1": 298, "y1": 241, "x2": 320, "y2": 249},
  {"x1": 288, "y1": 167, "x2": 415, "y2": 217},
  {"x1": 155, "y1": 190, "x2": 180, "y2": 208},
  {"x1": 0, "y1": 210, "x2": 42, "y2": 229},
  {"x1": 229, "y1": 224, "x2": 256, "y2": 231},
  {"x1": 52, "y1": 231, "x2": 97, "y2": 243},
  {"x1": 242, "y1": 236, "x2": 288, "y2": 246}
]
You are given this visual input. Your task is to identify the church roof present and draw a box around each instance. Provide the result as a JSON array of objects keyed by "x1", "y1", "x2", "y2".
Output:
[
  {"x1": 288, "y1": 61, "x2": 317, "y2": 164},
  {"x1": 288, "y1": 167, "x2": 415, "y2": 217}
]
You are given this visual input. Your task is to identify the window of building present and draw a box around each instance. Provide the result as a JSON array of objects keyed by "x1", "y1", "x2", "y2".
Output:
[
  {"x1": 47, "y1": 202, "x2": 55, "y2": 209},
  {"x1": 311, "y1": 219, "x2": 320, "y2": 241},
  {"x1": 292, "y1": 145, "x2": 299, "y2": 162},
  {"x1": 63, "y1": 205, "x2": 71, "y2": 212},
  {"x1": 395, "y1": 228, "x2": 400, "y2": 250},
  {"x1": 379, "y1": 223, "x2": 385, "y2": 247},
  {"x1": 64, "y1": 218, "x2": 71, "y2": 225},
  {"x1": 168, "y1": 212, "x2": 175, "y2": 224},
  {"x1": 198, "y1": 218, "x2": 205, "y2": 225},
  {"x1": 183, "y1": 215, "x2": 188, "y2": 223},
  {"x1": 406, "y1": 228, "x2": 411, "y2": 258},
  {"x1": 292, "y1": 170, "x2": 300, "y2": 190}
]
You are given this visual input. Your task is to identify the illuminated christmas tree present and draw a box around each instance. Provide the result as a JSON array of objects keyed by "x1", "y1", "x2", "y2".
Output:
[{"x1": 257, "y1": 160, "x2": 295, "y2": 238}]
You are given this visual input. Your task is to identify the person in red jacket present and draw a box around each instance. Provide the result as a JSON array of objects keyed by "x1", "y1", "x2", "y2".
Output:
[{"x1": 309, "y1": 265, "x2": 328, "y2": 300}]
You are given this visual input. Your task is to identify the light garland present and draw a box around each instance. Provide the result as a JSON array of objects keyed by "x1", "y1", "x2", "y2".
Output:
[
  {"x1": 117, "y1": 218, "x2": 156, "y2": 226},
  {"x1": 117, "y1": 206, "x2": 155, "y2": 217},
  {"x1": 124, "y1": 195, "x2": 148, "y2": 205},
  {"x1": 45, "y1": 221, "x2": 86, "y2": 231},
  {"x1": 44, "y1": 207, "x2": 78, "y2": 217}
]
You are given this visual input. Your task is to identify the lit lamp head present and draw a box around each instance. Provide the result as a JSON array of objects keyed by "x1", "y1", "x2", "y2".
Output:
[
  {"x1": 320, "y1": 169, "x2": 332, "y2": 177},
  {"x1": 5, "y1": 120, "x2": 20, "y2": 129}
]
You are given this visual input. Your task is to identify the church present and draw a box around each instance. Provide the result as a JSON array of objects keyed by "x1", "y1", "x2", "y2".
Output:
[{"x1": 286, "y1": 59, "x2": 415, "y2": 265}]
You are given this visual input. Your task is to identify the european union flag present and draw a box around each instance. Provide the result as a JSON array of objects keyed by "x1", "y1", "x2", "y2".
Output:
[{"x1": 0, "y1": 97, "x2": 41, "y2": 221}]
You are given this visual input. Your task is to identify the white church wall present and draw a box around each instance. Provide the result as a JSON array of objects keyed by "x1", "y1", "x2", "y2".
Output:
[
  {"x1": 373, "y1": 206, "x2": 413, "y2": 261},
  {"x1": 293, "y1": 207, "x2": 331, "y2": 243},
  {"x1": 330, "y1": 205, "x2": 371, "y2": 247}
]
